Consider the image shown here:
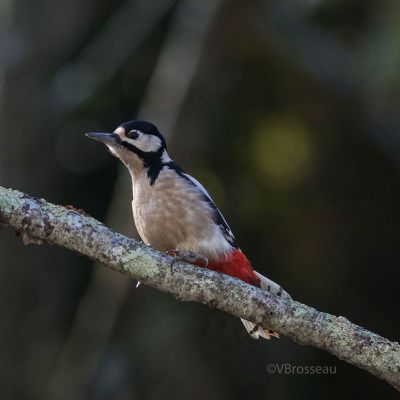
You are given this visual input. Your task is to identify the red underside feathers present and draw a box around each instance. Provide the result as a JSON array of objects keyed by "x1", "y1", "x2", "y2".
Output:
[{"x1": 207, "y1": 249, "x2": 260, "y2": 287}]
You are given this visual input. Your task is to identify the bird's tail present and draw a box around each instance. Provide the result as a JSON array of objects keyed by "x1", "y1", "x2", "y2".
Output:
[{"x1": 241, "y1": 271, "x2": 291, "y2": 340}]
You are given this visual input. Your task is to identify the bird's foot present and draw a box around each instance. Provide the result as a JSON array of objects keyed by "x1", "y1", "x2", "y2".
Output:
[
  {"x1": 247, "y1": 323, "x2": 280, "y2": 340},
  {"x1": 166, "y1": 250, "x2": 209, "y2": 273},
  {"x1": 242, "y1": 318, "x2": 280, "y2": 340}
]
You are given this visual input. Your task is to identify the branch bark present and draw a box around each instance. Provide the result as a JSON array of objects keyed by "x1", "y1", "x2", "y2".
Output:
[{"x1": 0, "y1": 186, "x2": 399, "y2": 391}]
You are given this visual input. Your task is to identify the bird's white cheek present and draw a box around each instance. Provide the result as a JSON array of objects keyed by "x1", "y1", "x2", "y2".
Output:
[{"x1": 133, "y1": 136, "x2": 162, "y2": 153}]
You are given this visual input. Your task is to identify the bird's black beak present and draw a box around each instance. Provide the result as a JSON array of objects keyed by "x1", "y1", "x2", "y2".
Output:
[{"x1": 85, "y1": 132, "x2": 118, "y2": 144}]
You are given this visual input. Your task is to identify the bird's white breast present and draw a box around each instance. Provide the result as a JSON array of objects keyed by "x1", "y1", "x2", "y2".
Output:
[{"x1": 131, "y1": 168, "x2": 232, "y2": 260}]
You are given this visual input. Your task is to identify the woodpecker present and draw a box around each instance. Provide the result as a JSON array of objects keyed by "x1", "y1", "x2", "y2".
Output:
[{"x1": 86, "y1": 120, "x2": 290, "y2": 339}]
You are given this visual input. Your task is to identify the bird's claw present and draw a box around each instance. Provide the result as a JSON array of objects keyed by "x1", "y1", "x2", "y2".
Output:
[
  {"x1": 249, "y1": 324, "x2": 280, "y2": 340},
  {"x1": 166, "y1": 250, "x2": 178, "y2": 273},
  {"x1": 166, "y1": 250, "x2": 209, "y2": 273}
]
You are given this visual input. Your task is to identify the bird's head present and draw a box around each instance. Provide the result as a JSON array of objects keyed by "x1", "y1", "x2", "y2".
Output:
[{"x1": 86, "y1": 120, "x2": 169, "y2": 170}]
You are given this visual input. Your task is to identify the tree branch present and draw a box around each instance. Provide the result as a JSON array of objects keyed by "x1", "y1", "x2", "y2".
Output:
[{"x1": 0, "y1": 186, "x2": 399, "y2": 390}]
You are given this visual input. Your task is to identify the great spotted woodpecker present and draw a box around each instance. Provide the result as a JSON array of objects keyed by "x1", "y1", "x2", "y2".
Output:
[{"x1": 86, "y1": 120, "x2": 290, "y2": 339}]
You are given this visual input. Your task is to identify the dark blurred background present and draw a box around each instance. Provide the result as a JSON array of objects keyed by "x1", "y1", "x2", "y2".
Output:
[{"x1": 1, "y1": 0, "x2": 400, "y2": 399}]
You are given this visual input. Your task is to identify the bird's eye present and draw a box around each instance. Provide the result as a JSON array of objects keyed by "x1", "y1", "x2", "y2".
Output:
[{"x1": 126, "y1": 130, "x2": 140, "y2": 140}]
